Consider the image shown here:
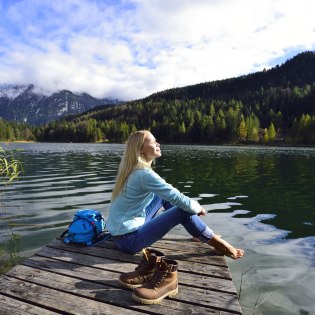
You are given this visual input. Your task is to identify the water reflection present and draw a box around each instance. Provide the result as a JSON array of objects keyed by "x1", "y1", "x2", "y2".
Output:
[{"x1": 158, "y1": 145, "x2": 315, "y2": 240}]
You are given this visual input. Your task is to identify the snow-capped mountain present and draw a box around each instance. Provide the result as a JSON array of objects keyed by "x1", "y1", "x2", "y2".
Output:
[
  {"x1": 0, "y1": 84, "x2": 31, "y2": 99},
  {"x1": 0, "y1": 84, "x2": 120, "y2": 125}
]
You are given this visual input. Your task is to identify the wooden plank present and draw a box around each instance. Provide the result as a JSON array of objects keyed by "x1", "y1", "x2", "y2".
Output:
[
  {"x1": 0, "y1": 235, "x2": 242, "y2": 315},
  {"x1": 35, "y1": 246, "x2": 237, "y2": 294},
  {"x1": 22, "y1": 254, "x2": 239, "y2": 311},
  {"x1": 98, "y1": 240, "x2": 228, "y2": 267},
  {"x1": 0, "y1": 275, "x2": 144, "y2": 315},
  {"x1": 0, "y1": 294, "x2": 57, "y2": 315},
  {"x1": 6, "y1": 263, "x2": 240, "y2": 314},
  {"x1": 48, "y1": 239, "x2": 232, "y2": 279},
  {"x1": 95, "y1": 237, "x2": 228, "y2": 266}
]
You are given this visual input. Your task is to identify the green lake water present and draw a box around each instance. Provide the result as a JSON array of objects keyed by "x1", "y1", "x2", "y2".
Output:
[{"x1": 1, "y1": 142, "x2": 315, "y2": 314}]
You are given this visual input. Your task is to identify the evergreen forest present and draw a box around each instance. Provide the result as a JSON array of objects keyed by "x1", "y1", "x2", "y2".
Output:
[{"x1": 1, "y1": 51, "x2": 315, "y2": 145}]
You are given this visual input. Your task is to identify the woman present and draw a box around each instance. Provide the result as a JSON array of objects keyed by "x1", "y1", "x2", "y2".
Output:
[{"x1": 107, "y1": 130, "x2": 244, "y2": 259}]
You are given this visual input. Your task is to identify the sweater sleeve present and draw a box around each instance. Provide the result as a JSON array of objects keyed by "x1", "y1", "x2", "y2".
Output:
[{"x1": 140, "y1": 169, "x2": 201, "y2": 214}]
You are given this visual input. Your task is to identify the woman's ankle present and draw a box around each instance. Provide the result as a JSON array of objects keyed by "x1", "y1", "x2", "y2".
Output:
[{"x1": 207, "y1": 234, "x2": 244, "y2": 259}]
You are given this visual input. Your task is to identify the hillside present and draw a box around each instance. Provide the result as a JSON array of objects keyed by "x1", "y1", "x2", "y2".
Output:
[
  {"x1": 0, "y1": 84, "x2": 119, "y2": 125},
  {"x1": 146, "y1": 51, "x2": 315, "y2": 102},
  {"x1": 58, "y1": 51, "x2": 313, "y2": 144}
]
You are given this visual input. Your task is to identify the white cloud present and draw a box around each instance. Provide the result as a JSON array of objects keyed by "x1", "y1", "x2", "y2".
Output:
[{"x1": 0, "y1": 0, "x2": 314, "y2": 100}]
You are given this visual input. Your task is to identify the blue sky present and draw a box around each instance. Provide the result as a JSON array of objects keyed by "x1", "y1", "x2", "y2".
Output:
[{"x1": 0, "y1": 0, "x2": 314, "y2": 100}]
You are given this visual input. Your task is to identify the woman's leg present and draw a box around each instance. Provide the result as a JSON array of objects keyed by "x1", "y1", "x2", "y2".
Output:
[{"x1": 115, "y1": 205, "x2": 213, "y2": 254}]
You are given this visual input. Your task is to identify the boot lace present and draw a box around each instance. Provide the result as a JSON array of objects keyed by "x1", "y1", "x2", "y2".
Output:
[{"x1": 149, "y1": 267, "x2": 168, "y2": 289}]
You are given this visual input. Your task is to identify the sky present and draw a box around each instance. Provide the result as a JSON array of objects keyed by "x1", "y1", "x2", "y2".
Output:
[{"x1": 0, "y1": 0, "x2": 314, "y2": 101}]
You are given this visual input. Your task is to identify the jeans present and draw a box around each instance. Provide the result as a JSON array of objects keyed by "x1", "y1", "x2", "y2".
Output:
[{"x1": 114, "y1": 194, "x2": 214, "y2": 254}]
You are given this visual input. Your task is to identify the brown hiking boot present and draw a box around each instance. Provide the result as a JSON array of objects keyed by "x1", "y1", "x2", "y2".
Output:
[
  {"x1": 132, "y1": 258, "x2": 178, "y2": 304},
  {"x1": 119, "y1": 248, "x2": 165, "y2": 289}
]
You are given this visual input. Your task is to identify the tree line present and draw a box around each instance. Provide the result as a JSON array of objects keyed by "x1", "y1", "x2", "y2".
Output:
[
  {"x1": 0, "y1": 120, "x2": 35, "y2": 142},
  {"x1": 1, "y1": 92, "x2": 314, "y2": 145}
]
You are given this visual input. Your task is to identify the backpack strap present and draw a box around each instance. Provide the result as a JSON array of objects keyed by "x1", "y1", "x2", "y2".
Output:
[
  {"x1": 91, "y1": 232, "x2": 112, "y2": 246},
  {"x1": 59, "y1": 229, "x2": 68, "y2": 239}
]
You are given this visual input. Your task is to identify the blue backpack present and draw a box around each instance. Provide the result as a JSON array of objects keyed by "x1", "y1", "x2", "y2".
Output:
[{"x1": 61, "y1": 209, "x2": 111, "y2": 246}]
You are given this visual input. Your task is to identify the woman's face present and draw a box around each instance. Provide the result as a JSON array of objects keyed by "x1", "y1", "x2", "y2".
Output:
[{"x1": 141, "y1": 132, "x2": 161, "y2": 162}]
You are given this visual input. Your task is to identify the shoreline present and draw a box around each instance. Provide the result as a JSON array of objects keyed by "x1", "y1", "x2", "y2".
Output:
[{"x1": 1, "y1": 140, "x2": 315, "y2": 148}]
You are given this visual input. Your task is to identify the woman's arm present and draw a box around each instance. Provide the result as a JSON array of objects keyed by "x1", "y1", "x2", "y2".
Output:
[{"x1": 140, "y1": 169, "x2": 202, "y2": 214}]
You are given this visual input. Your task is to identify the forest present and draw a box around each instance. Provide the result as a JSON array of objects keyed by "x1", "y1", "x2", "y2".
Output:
[{"x1": 1, "y1": 51, "x2": 315, "y2": 145}]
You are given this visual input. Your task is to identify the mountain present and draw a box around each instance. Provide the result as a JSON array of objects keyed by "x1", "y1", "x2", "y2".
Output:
[{"x1": 0, "y1": 84, "x2": 120, "y2": 125}]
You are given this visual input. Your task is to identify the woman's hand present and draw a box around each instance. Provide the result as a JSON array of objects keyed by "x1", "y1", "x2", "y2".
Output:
[{"x1": 197, "y1": 207, "x2": 206, "y2": 216}]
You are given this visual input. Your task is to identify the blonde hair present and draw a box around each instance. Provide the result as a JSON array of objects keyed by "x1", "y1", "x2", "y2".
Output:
[{"x1": 111, "y1": 130, "x2": 151, "y2": 201}]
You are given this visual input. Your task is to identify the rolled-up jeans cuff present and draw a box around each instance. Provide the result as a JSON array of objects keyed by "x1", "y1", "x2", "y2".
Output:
[{"x1": 198, "y1": 226, "x2": 214, "y2": 243}]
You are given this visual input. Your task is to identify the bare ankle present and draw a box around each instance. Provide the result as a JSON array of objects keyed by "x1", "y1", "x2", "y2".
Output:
[{"x1": 207, "y1": 235, "x2": 244, "y2": 259}]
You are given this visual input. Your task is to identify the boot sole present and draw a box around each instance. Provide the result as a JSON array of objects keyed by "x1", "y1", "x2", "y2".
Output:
[
  {"x1": 118, "y1": 278, "x2": 144, "y2": 289},
  {"x1": 131, "y1": 287, "x2": 178, "y2": 304}
]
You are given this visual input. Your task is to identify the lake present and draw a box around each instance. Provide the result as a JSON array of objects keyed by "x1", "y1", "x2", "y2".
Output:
[{"x1": 1, "y1": 142, "x2": 315, "y2": 315}]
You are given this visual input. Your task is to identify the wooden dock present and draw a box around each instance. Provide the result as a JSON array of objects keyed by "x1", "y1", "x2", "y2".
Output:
[{"x1": 0, "y1": 235, "x2": 242, "y2": 314}]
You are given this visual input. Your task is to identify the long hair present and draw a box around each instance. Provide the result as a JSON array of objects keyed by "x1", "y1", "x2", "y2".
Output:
[{"x1": 111, "y1": 130, "x2": 151, "y2": 201}]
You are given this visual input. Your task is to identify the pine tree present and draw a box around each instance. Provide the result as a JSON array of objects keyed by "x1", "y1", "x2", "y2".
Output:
[
  {"x1": 268, "y1": 122, "x2": 276, "y2": 141},
  {"x1": 238, "y1": 116, "x2": 247, "y2": 140},
  {"x1": 263, "y1": 128, "x2": 269, "y2": 142}
]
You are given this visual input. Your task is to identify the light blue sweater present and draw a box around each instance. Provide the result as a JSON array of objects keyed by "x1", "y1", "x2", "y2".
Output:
[{"x1": 107, "y1": 167, "x2": 201, "y2": 236}]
